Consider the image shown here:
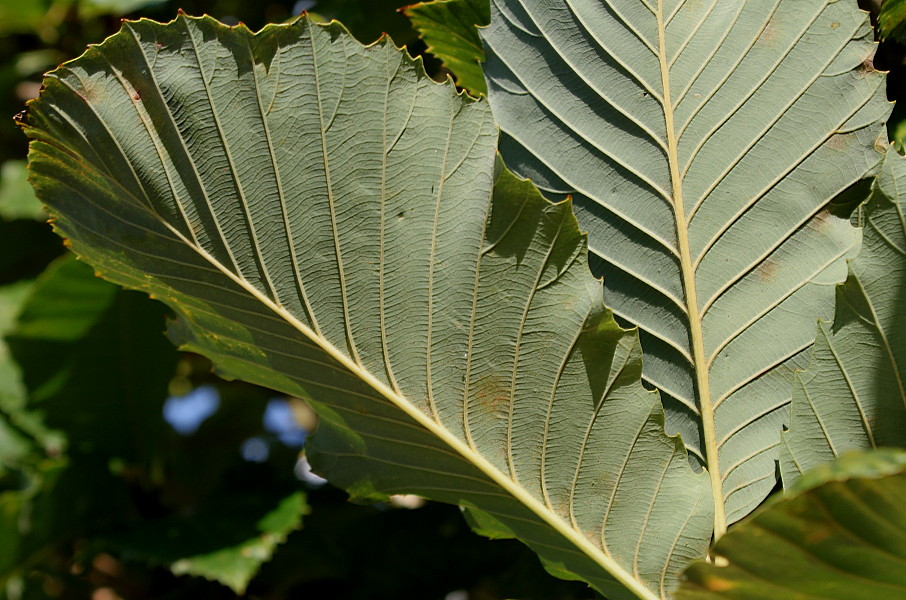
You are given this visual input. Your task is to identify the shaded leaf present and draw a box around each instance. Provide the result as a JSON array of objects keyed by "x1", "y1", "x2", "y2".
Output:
[
  {"x1": 880, "y1": 0, "x2": 906, "y2": 43},
  {"x1": 7, "y1": 256, "x2": 178, "y2": 463},
  {"x1": 107, "y1": 492, "x2": 307, "y2": 594},
  {"x1": 0, "y1": 281, "x2": 37, "y2": 467},
  {"x1": 404, "y1": 0, "x2": 489, "y2": 95},
  {"x1": 0, "y1": 161, "x2": 44, "y2": 222},
  {"x1": 676, "y1": 449, "x2": 906, "y2": 600}
]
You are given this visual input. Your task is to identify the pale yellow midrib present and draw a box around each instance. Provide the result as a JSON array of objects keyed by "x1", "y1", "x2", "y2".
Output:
[
  {"x1": 655, "y1": 0, "x2": 727, "y2": 539},
  {"x1": 143, "y1": 195, "x2": 660, "y2": 600}
]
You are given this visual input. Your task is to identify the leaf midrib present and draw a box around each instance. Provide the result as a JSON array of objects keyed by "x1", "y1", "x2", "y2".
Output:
[
  {"x1": 154, "y1": 195, "x2": 660, "y2": 600},
  {"x1": 52, "y1": 36, "x2": 662, "y2": 596},
  {"x1": 654, "y1": 0, "x2": 725, "y2": 539}
]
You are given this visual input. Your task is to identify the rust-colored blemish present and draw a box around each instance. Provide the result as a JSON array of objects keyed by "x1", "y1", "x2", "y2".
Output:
[
  {"x1": 805, "y1": 526, "x2": 832, "y2": 544},
  {"x1": 471, "y1": 373, "x2": 511, "y2": 418},
  {"x1": 132, "y1": 90, "x2": 142, "y2": 101},
  {"x1": 826, "y1": 132, "x2": 850, "y2": 151},
  {"x1": 704, "y1": 576, "x2": 734, "y2": 592},
  {"x1": 756, "y1": 258, "x2": 778, "y2": 281},
  {"x1": 855, "y1": 53, "x2": 877, "y2": 79},
  {"x1": 811, "y1": 210, "x2": 832, "y2": 232},
  {"x1": 756, "y1": 18, "x2": 779, "y2": 48}
]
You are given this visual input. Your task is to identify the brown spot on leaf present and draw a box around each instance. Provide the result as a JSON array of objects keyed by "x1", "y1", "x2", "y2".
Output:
[
  {"x1": 756, "y1": 259, "x2": 778, "y2": 281},
  {"x1": 826, "y1": 132, "x2": 851, "y2": 151},
  {"x1": 811, "y1": 210, "x2": 832, "y2": 232},
  {"x1": 132, "y1": 90, "x2": 142, "y2": 101},
  {"x1": 756, "y1": 18, "x2": 779, "y2": 48},
  {"x1": 805, "y1": 526, "x2": 832, "y2": 544},
  {"x1": 855, "y1": 53, "x2": 877, "y2": 78},
  {"x1": 472, "y1": 374, "x2": 511, "y2": 418},
  {"x1": 704, "y1": 576, "x2": 734, "y2": 592}
]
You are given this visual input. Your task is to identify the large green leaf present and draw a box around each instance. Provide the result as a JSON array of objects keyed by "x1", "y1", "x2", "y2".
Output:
[
  {"x1": 404, "y1": 0, "x2": 489, "y2": 96},
  {"x1": 676, "y1": 448, "x2": 906, "y2": 599},
  {"x1": 22, "y1": 15, "x2": 711, "y2": 599},
  {"x1": 780, "y1": 150, "x2": 906, "y2": 483},
  {"x1": 482, "y1": 0, "x2": 890, "y2": 530}
]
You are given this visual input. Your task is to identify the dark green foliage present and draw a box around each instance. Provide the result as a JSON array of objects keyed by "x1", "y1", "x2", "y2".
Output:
[{"x1": 404, "y1": 0, "x2": 489, "y2": 95}]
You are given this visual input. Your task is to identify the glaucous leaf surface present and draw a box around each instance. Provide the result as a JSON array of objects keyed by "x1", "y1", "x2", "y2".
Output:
[
  {"x1": 781, "y1": 150, "x2": 906, "y2": 484},
  {"x1": 404, "y1": 0, "x2": 489, "y2": 95},
  {"x1": 482, "y1": 0, "x2": 890, "y2": 530},
  {"x1": 23, "y1": 15, "x2": 710, "y2": 599},
  {"x1": 677, "y1": 448, "x2": 906, "y2": 599}
]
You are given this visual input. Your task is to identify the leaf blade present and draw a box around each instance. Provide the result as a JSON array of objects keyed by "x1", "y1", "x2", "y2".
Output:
[
  {"x1": 781, "y1": 150, "x2": 906, "y2": 483},
  {"x1": 481, "y1": 0, "x2": 890, "y2": 526}
]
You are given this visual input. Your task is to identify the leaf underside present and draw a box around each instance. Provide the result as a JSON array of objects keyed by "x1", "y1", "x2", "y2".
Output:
[
  {"x1": 781, "y1": 150, "x2": 906, "y2": 484},
  {"x1": 23, "y1": 15, "x2": 711, "y2": 600},
  {"x1": 482, "y1": 0, "x2": 890, "y2": 526}
]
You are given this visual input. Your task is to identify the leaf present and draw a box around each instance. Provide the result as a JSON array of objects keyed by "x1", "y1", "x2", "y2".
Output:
[
  {"x1": 0, "y1": 0, "x2": 52, "y2": 35},
  {"x1": 312, "y1": 0, "x2": 418, "y2": 44},
  {"x1": 0, "y1": 457, "x2": 134, "y2": 586},
  {"x1": 481, "y1": 0, "x2": 890, "y2": 529},
  {"x1": 7, "y1": 256, "x2": 178, "y2": 463},
  {"x1": 78, "y1": 0, "x2": 168, "y2": 19},
  {"x1": 0, "y1": 161, "x2": 45, "y2": 222},
  {"x1": 780, "y1": 150, "x2": 906, "y2": 484},
  {"x1": 0, "y1": 280, "x2": 37, "y2": 466},
  {"x1": 879, "y1": 0, "x2": 906, "y2": 43},
  {"x1": 404, "y1": 0, "x2": 489, "y2": 95},
  {"x1": 675, "y1": 448, "x2": 906, "y2": 599},
  {"x1": 106, "y1": 492, "x2": 307, "y2": 594},
  {"x1": 22, "y1": 15, "x2": 711, "y2": 599}
]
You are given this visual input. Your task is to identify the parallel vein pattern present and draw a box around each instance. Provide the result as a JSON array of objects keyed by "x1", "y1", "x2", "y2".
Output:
[
  {"x1": 23, "y1": 16, "x2": 711, "y2": 600},
  {"x1": 482, "y1": 0, "x2": 890, "y2": 525},
  {"x1": 678, "y1": 449, "x2": 906, "y2": 599},
  {"x1": 781, "y1": 151, "x2": 906, "y2": 484}
]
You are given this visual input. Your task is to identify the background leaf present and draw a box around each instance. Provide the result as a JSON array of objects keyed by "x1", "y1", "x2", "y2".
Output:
[
  {"x1": 781, "y1": 150, "x2": 906, "y2": 483},
  {"x1": 404, "y1": 0, "x2": 489, "y2": 95},
  {"x1": 8, "y1": 256, "x2": 178, "y2": 463},
  {"x1": 481, "y1": 0, "x2": 890, "y2": 528},
  {"x1": 105, "y1": 492, "x2": 307, "y2": 594},
  {"x1": 0, "y1": 161, "x2": 44, "y2": 222},
  {"x1": 676, "y1": 448, "x2": 906, "y2": 600},
  {"x1": 880, "y1": 0, "x2": 906, "y2": 43},
  {"x1": 23, "y1": 14, "x2": 711, "y2": 599}
]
